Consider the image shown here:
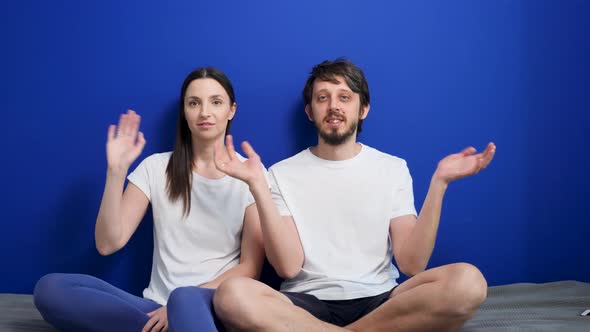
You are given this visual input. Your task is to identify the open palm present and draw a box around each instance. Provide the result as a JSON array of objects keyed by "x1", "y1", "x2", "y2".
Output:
[
  {"x1": 435, "y1": 142, "x2": 496, "y2": 183},
  {"x1": 106, "y1": 110, "x2": 146, "y2": 171},
  {"x1": 214, "y1": 135, "x2": 264, "y2": 186}
]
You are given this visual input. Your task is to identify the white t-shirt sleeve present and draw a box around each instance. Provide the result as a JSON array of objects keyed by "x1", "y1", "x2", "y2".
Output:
[
  {"x1": 127, "y1": 155, "x2": 153, "y2": 201},
  {"x1": 269, "y1": 168, "x2": 292, "y2": 216},
  {"x1": 390, "y1": 161, "x2": 418, "y2": 219}
]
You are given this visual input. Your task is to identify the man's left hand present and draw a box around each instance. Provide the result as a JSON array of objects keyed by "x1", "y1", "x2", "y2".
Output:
[{"x1": 433, "y1": 142, "x2": 496, "y2": 184}]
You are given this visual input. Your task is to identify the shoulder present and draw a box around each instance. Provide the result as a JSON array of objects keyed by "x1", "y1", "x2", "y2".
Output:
[
  {"x1": 142, "y1": 151, "x2": 172, "y2": 164},
  {"x1": 361, "y1": 144, "x2": 409, "y2": 171},
  {"x1": 269, "y1": 149, "x2": 309, "y2": 173},
  {"x1": 136, "y1": 152, "x2": 172, "y2": 171}
]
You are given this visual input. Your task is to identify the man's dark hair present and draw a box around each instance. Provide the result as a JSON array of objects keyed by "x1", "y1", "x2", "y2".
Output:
[{"x1": 303, "y1": 58, "x2": 370, "y2": 134}]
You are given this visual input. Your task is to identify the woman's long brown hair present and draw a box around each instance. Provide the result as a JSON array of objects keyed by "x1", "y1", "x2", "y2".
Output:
[{"x1": 166, "y1": 67, "x2": 235, "y2": 216}]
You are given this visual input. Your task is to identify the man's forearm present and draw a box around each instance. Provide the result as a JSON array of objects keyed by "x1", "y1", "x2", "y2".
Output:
[{"x1": 401, "y1": 178, "x2": 448, "y2": 274}]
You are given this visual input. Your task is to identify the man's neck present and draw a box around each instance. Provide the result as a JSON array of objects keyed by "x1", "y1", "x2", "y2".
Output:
[{"x1": 310, "y1": 138, "x2": 362, "y2": 161}]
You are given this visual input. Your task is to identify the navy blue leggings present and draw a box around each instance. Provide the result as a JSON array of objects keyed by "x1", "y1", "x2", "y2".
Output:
[{"x1": 34, "y1": 273, "x2": 223, "y2": 332}]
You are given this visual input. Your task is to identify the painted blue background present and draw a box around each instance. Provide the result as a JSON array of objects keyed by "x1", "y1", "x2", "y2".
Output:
[{"x1": 1, "y1": 0, "x2": 588, "y2": 295}]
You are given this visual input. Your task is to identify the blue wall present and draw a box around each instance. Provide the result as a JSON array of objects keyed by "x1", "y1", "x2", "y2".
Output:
[{"x1": 2, "y1": 0, "x2": 588, "y2": 294}]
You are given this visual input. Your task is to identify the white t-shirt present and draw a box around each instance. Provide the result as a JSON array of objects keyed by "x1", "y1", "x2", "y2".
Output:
[
  {"x1": 128, "y1": 152, "x2": 259, "y2": 305},
  {"x1": 269, "y1": 144, "x2": 417, "y2": 300}
]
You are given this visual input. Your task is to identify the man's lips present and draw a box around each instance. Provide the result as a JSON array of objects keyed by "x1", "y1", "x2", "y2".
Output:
[{"x1": 325, "y1": 116, "x2": 345, "y2": 127}]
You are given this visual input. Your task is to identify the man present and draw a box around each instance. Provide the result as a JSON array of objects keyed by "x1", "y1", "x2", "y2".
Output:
[{"x1": 212, "y1": 59, "x2": 496, "y2": 331}]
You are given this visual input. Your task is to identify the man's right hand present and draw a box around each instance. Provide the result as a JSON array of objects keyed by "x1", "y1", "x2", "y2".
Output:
[{"x1": 106, "y1": 109, "x2": 146, "y2": 173}]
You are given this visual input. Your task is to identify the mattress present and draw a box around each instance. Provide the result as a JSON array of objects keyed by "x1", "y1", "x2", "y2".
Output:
[
  {"x1": 461, "y1": 280, "x2": 590, "y2": 331},
  {"x1": 0, "y1": 294, "x2": 55, "y2": 331},
  {"x1": 1, "y1": 280, "x2": 588, "y2": 331}
]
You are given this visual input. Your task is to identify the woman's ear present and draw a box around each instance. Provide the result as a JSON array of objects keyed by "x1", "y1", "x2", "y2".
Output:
[{"x1": 228, "y1": 102, "x2": 237, "y2": 120}]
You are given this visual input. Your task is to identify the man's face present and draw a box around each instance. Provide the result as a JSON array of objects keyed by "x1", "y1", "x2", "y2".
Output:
[{"x1": 306, "y1": 76, "x2": 368, "y2": 145}]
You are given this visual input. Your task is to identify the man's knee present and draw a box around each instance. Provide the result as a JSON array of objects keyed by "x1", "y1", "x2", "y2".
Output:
[
  {"x1": 440, "y1": 263, "x2": 487, "y2": 317},
  {"x1": 213, "y1": 277, "x2": 262, "y2": 328}
]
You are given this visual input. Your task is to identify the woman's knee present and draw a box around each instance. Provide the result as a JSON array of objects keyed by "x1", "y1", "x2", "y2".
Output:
[
  {"x1": 34, "y1": 273, "x2": 70, "y2": 312},
  {"x1": 168, "y1": 286, "x2": 214, "y2": 310}
]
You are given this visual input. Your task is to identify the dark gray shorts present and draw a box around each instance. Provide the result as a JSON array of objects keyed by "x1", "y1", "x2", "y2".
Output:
[{"x1": 282, "y1": 287, "x2": 396, "y2": 327}]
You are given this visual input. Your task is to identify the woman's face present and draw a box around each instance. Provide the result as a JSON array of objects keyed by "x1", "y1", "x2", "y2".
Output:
[{"x1": 184, "y1": 78, "x2": 236, "y2": 142}]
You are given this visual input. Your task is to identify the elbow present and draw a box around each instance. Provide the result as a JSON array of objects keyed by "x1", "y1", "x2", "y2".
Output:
[
  {"x1": 269, "y1": 259, "x2": 302, "y2": 280},
  {"x1": 96, "y1": 244, "x2": 114, "y2": 256},
  {"x1": 96, "y1": 242, "x2": 118, "y2": 256},
  {"x1": 398, "y1": 260, "x2": 427, "y2": 278},
  {"x1": 273, "y1": 261, "x2": 302, "y2": 280},
  {"x1": 277, "y1": 267, "x2": 301, "y2": 280},
  {"x1": 95, "y1": 238, "x2": 121, "y2": 256}
]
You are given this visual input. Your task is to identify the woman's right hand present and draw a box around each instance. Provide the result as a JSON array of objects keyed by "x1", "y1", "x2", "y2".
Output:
[{"x1": 106, "y1": 110, "x2": 146, "y2": 172}]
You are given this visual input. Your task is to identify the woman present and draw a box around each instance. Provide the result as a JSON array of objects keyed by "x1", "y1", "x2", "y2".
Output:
[{"x1": 34, "y1": 67, "x2": 265, "y2": 331}]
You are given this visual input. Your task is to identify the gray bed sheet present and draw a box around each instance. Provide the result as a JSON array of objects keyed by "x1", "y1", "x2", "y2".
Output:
[
  {"x1": 1, "y1": 280, "x2": 588, "y2": 331},
  {"x1": 0, "y1": 294, "x2": 55, "y2": 331},
  {"x1": 461, "y1": 280, "x2": 590, "y2": 331}
]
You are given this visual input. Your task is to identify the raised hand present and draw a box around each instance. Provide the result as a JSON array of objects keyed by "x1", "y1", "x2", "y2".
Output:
[
  {"x1": 433, "y1": 142, "x2": 496, "y2": 184},
  {"x1": 106, "y1": 110, "x2": 146, "y2": 172},
  {"x1": 143, "y1": 306, "x2": 168, "y2": 332},
  {"x1": 214, "y1": 135, "x2": 265, "y2": 187}
]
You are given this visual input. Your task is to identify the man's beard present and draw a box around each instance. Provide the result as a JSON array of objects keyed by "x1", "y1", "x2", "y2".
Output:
[{"x1": 314, "y1": 118, "x2": 358, "y2": 146}]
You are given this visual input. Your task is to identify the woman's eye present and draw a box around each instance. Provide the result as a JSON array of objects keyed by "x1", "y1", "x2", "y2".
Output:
[{"x1": 213, "y1": 100, "x2": 223, "y2": 105}]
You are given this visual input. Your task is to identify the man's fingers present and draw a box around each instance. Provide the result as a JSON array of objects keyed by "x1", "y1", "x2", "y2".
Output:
[
  {"x1": 480, "y1": 144, "x2": 496, "y2": 168},
  {"x1": 461, "y1": 146, "x2": 476, "y2": 156},
  {"x1": 485, "y1": 144, "x2": 496, "y2": 161}
]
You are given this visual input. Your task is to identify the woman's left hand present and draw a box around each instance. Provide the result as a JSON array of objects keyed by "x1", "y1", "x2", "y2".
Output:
[
  {"x1": 143, "y1": 306, "x2": 168, "y2": 332},
  {"x1": 214, "y1": 135, "x2": 266, "y2": 187}
]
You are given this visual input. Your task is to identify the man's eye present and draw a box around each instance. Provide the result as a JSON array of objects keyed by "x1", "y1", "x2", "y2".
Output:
[
  {"x1": 340, "y1": 95, "x2": 350, "y2": 101},
  {"x1": 318, "y1": 95, "x2": 327, "y2": 101}
]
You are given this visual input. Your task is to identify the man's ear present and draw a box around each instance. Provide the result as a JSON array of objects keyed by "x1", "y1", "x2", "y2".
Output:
[
  {"x1": 359, "y1": 104, "x2": 370, "y2": 120},
  {"x1": 228, "y1": 102, "x2": 237, "y2": 120},
  {"x1": 305, "y1": 104, "x2": 314, "y2": 121}
]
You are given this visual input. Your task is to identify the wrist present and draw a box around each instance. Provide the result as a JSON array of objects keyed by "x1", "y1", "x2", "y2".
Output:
[
  {"x1": 248, "y1": 178, "x2": 269, "y2": 195},
  {"x1": 106, "y1": 165, "x2": 129, "y2": 178},
  {"x1": 430, "y1": 174, "x2": 449, "y2": 192}
]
